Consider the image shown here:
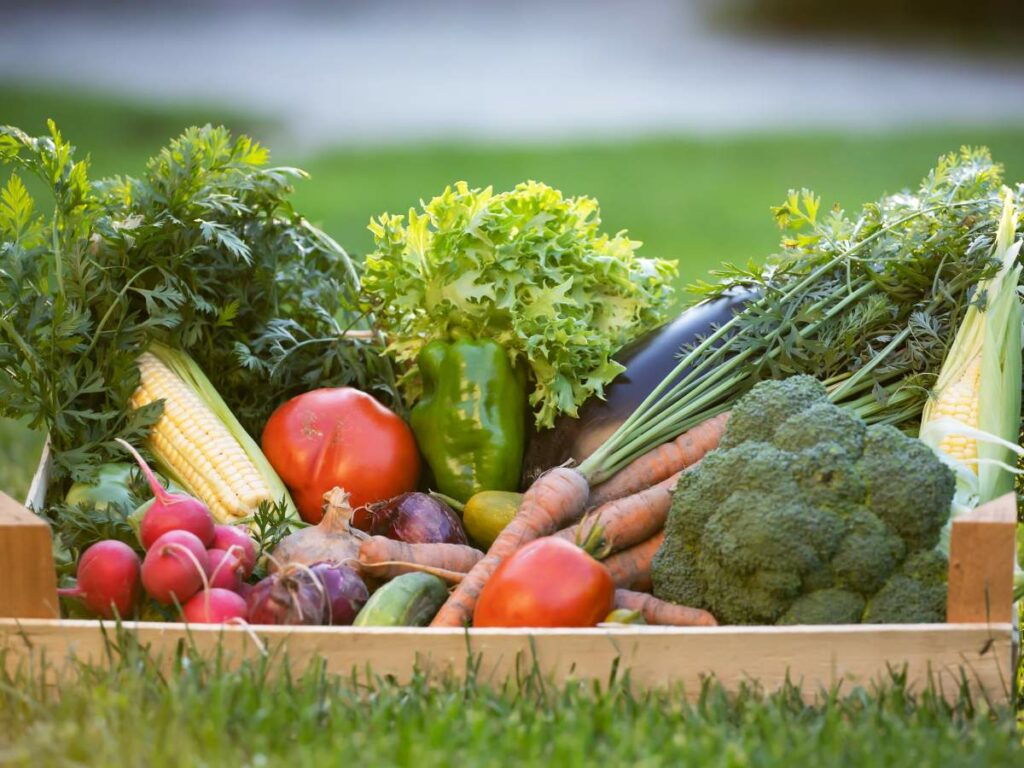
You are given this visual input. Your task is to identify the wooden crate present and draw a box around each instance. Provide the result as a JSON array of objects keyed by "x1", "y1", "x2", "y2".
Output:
[{"x1": 1, "y1": 445, "x2": 1018, "y2": 703}]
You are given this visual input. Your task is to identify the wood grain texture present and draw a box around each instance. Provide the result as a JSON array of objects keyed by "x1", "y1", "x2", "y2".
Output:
[
  {"x1": 0, "y1": 619, "x2": 1012, "y2": 704},
  {"x1": 0, "y1": 492, "x2": 58, "y2": 619},
  {"x1": 946, "y1": 493, "x2": 1017, "y2": 624}
]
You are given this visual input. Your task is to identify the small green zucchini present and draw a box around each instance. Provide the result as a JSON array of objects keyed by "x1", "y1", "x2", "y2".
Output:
[{"x1": 353, "y1": 572, "x2": 449, "y2": 627}]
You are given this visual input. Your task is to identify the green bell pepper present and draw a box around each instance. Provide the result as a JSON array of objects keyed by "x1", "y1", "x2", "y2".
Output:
[{"x1": 411, "y1": 337, "x2": 526, "y2": 503}]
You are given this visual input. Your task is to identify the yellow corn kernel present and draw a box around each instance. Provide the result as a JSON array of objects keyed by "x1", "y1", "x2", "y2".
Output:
[
  {"x1": 131, "y1": 352, "x2": 271, "y2": 521},
  {"x1": 927, "y1": 354, "x2": 982, "y2": 470}
]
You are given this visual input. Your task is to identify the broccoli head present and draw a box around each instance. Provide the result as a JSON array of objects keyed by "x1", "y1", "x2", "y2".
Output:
[
  {"x1": 650, "y1": 376, "x2": 955, "y2": 625},
  {"x1": 718, "y1": 375, "x2": 827, "y2": 449}
]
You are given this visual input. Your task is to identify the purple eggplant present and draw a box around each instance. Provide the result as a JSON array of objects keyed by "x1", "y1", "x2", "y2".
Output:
[{"x1": 521, "y1": 287, "x2": 756, "y2": 483}]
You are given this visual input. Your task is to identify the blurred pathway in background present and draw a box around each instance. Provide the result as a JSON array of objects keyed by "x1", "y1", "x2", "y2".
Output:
[{"x1": 3, "y1": 0, "x2": 1024, "y2": 148}]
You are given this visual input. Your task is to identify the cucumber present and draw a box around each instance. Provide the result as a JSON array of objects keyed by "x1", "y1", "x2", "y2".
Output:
[{"x1": 353, "y1": 572, "x2": 448, "y2": 627}]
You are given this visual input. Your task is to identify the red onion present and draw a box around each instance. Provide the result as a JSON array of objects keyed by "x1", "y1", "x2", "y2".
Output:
[
  {"x1": 246, "y1": 565, "x2": 327, "y2": 625},
  {"x1": 355, "y1": 492, "x2": 468, "y2": 544},
  {"x1": 310, "y1": 563, "x2": 369, "y2": 625}
]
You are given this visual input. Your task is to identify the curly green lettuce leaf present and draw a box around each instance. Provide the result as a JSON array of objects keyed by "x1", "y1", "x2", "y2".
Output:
[{"x1": 363, "y1": 180, "x2": 676, "y2": 428}]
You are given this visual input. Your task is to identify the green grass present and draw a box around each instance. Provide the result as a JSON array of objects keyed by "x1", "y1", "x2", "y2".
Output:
[
  {"x1": 4, "y1": 84, "x2": 1024, "y2": 500},
  {"x1": 1, "y1": 638, "x2": 1020, "y2": 768}
]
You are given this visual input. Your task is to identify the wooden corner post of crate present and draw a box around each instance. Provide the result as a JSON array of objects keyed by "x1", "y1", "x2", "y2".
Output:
[
  {"x1": 0, "y1": 490, "x2": 59, "y2": 619},
  {"x1": 946, "y1": 492, "x2": 1017, "y2": 624}
]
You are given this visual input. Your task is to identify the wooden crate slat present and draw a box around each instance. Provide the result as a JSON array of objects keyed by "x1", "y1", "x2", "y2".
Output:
[
  {"x1": 946, "y1": 492, "x2": 1017, "y2": 624},
  {"x1": 0, "y1": 492, "x2": 58, "y2": 619},
  {"x1": 0, "y1": 619, "x2": 1013, "y2": 704}
]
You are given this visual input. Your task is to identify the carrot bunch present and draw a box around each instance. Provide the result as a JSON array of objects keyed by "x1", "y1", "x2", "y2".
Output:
[{"x1": 429, "y1": 413, "x2": 729, "y2": 627}]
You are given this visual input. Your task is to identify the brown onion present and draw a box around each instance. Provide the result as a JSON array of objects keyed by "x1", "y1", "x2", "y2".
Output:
[
  {"x1": 271, "y1": 488, "x2": 363, "y2": 571},
  {"x1": 354, "y1": 492, "x2": 468, "y2": 544}
]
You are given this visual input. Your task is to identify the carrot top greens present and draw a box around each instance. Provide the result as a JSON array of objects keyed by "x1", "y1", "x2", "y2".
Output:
[{"x1": 582, "y1": 148, "x2": 1017, "y2": 483}]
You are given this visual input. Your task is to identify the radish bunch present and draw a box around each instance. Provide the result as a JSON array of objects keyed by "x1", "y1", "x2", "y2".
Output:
[
  {"x1": 60, "y1": 441, "x2": 258, "y2": 625},
  {"x1": 60, "y1": 440, "x2": 368, "y2": 627}
]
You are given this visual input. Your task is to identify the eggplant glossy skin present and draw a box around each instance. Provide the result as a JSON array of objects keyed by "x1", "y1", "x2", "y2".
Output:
[{"x1": 521, "y1": 287, "x2": 756, "y2": 484}]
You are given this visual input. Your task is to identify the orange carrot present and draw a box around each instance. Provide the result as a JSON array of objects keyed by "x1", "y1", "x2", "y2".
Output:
[
  {"x1": 614, "y1": 588, "x2": 717, "y2": 627},
  {"x1": 359, "y1": 562, "x2": 467, "y2": 584},
  {"x1": 357, "y1": 536, "x2": 483, "y2": 583},
  {"x1": 557, "y1": 472, "x2": 679, "y2": 553},
  {"x1": 587, "y1": 411, "x2": 730, "y2": 508},
  {"x1": 601, "y1": 531, "x2": 665, "y2": 591},
  {"x1": 430, "y1": 466, "x2": 590, "y2": 627}
]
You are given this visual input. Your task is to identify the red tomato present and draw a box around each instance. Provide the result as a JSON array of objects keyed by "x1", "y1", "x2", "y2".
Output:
[
  {"x1": 262, "y1": 388, "x2": 420, "y2": 523},
  {"x1": 473, "y1": 537, "x2": 615, "y2": 628}
]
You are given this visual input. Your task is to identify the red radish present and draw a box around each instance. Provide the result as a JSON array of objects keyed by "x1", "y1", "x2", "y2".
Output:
[
  {"x1": 182, "y1": 588, "x2": 248, "y2": 624},
  {"x1": 57, "y1": 540, "x2": 141, "y2": 619},
  {"x1": 211, "y1": 525, "x2": 257, "y2": 576},
  {"x1": 116, "y1": 438, "x2": 215, "y2": 549},
  {"x1": 205, "y1": 548, "x2": 245, "y2": 592},
  {"x1": 141, "y1": 530, "x2": 209, "y2": 605}
]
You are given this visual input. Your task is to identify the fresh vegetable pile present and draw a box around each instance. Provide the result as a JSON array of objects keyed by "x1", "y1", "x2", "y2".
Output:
[{"x1": 1, "y1": 122, "x2": 1021, "y2": 630}]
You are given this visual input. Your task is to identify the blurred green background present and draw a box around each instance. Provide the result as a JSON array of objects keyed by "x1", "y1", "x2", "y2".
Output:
[{"x1": 3, "y1": 84, "x2": 1024, "y2": 501}]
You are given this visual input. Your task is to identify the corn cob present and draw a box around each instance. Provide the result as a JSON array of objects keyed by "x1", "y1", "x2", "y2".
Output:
[
  {"x1": 131, "y1": 344, "x2": 297, "y2": 523},
  {"x1": 920, "y1": 190, "x2": 1022, "y2": 505}
]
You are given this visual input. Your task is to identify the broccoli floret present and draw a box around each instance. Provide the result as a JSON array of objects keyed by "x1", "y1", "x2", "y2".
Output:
[
  {"x1": 858, "y1": 425, "x2": 954, "y2": 552},
  {"x1": 698, "y1": 494, "x2": 844, "y2": 624},
  {"x1": 863, "y1": 549, "x2": 947, "y2": 624},
  {"x1": 779, "y1": 589, "x2": 866, "y2": 625},
  {"x1": 650, "y1": 375, "x2": 955, "y2": 626},
  {"x1": 649, "y1": 546, "x2": 705, "y2": 610},
  {"x1": 718, "y1": 375, "x2": 827, "y2": 449},
  {"x1": 790, "y1": 442, "x2": 866, "y2": 513},
  {"x1": 830, "y1": 507, "x2": 906, "y2": 595},
  {"x1": 696, "y1": 440, "x2": 799, "y2": 497},
  {"x1": 773, "y1": 401, "x2": 866, "y2": 458}
]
